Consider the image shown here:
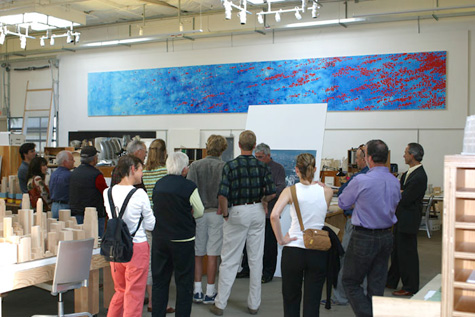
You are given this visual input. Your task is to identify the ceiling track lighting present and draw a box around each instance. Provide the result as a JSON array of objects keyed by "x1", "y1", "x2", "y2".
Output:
[
  {"x1": 257, "y1": 0, "x2": 310, "y2": 24},
  {"x1": 222, "y1": 0, "x2": 251, "y2": 24},
  {"x1": 49, "y1": 28, "x2": 81, "y2": 46}
]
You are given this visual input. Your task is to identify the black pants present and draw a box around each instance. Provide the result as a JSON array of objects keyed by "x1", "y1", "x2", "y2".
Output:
[
  {"x1": 241, "y1": 218, "x2": 278, "y2": 279},
  {"x1": 281, "y1": 246, "x2": 327, "y2": 317},
  {"x1": 152, "y1": 238, "x2": 194, "y2": 317},
  {"x1": 387, "y1": 230, "x2": 419, "y2": 293}
]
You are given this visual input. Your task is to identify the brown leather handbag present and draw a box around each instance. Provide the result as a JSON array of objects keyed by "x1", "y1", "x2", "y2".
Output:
[{"x1": 290, "y1": 185, "x2": 331, "y2": 251}]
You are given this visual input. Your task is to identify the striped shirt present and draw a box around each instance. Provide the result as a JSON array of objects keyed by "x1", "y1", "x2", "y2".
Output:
[{"x1": 143, "y1": 166, "x2": 167, "y2": 207}]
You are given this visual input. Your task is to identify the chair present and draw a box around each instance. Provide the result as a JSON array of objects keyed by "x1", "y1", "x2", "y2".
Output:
[
  {"x1": 33, "y1": 238, "x2": 95, "y2": 317},
  {"x1": 419, "y1": 195, "x2": 434, "y2": 239}
]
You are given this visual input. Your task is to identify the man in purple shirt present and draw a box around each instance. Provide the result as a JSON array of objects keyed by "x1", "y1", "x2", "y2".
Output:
[{"x1": 339, "y1": 139, "x2": 401, "y2": 317}]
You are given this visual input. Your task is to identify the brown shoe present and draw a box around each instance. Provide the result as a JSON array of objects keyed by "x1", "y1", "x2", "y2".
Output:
[
  {"x1": 210, "y1": 304, "x2": 224, "y2": 316},
  {"x1": 248, "y1": 307, "x2": 259, "y2": 315},
  {"x1": 166, "y1": 306, "x2": 175, "y2": 314},
  {"x1": 392, "y1": 289, "x2": 413, "y2": 296}
]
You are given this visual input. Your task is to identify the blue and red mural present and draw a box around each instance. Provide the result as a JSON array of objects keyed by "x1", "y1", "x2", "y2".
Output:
[{"x1": 88, "y1": 51, "x2": 446, "y2": 116}]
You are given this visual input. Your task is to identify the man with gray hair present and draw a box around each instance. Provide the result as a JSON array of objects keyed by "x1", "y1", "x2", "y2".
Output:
[
  {"x1": 152, "y1": 151, "x2": 204, "y2": 316},
  {"x1": 69, "y1": 146, "x2": 108, "y2": 236},
  {"x1": 387, "y1": 142, "x2": 427, "y2": 297},
  {"x1": 111, "y1": 139, "x2": 147, "y2": 188},
  {"x1": 49, "y1": 150, "x2": 75, "y2": 218}
]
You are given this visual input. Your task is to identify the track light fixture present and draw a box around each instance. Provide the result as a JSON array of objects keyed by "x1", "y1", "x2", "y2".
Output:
[
  {"x1": 20, "y1": 35, "x2": 26, "y2": 49},
  {"x1": 222, "y1": 0, "x2": 250, "y2": 23},
  {"x1": 295, "y1": 7, "x2": 302, "y2": 20},
  {"x1": 257, "y1": 12, "x2": 264, "y2": 24},
  {"x1": 312, "y1": 0, "x2": 321, "y2": 18},
  {"x1": 0, "y1": 28, "x2": 5, "y2": 45},
  {"x1": 239, "y1": 10, "x2": 247, "y2": 24}
]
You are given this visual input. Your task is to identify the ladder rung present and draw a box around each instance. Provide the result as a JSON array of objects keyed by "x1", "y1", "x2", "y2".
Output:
[{"x1": 26, "y1": 88, "x2": 53, "y2": 92}]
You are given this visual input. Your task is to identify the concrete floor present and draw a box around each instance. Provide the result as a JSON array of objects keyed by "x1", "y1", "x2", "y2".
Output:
[{"x1": 2, "y1": 230, "x2": 442, "y2": 316}]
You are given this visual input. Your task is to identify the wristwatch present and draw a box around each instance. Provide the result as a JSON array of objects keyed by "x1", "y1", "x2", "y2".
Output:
[{"x1": 223, "y1": 214, "x2": 229, "y2": 218}]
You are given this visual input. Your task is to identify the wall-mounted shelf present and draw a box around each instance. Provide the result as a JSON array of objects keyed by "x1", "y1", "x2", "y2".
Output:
[{"x1": 174, "y1": 148, "x2": 207, "y2": 163}]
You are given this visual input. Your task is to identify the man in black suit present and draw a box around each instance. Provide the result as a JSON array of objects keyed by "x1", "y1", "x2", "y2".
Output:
[{"x1": 387, "y1": 142, "x2": 428, "y2": 296}]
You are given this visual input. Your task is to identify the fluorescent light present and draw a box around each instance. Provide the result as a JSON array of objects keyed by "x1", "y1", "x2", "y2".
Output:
[
  {"x1": 0, "y1": 14, "x2": 24, "y2": 25},
  {"x1": 285, "y1": 18, "x2": 365, "y2": 28},
  {"x1": 248, "y1": 0, "x2": 286, "y2": 4},
  {"x1": 24, "y1": 12, "x2": 47, "y2": 24},
  {"x1": 48, "y1": 16, "x2": 79, "y2": 28},
  {"x1": 119, "y1": 38, "x2": 153, "y2": 44}
]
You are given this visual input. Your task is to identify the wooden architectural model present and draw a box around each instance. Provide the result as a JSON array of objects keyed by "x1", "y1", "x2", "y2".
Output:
[{"x1": 0, "y1": 194, "x2": 99, "y2": 265}]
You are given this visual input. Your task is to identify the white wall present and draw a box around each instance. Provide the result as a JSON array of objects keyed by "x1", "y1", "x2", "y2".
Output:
[{"x1": 5, "y1": 13, "x2": 473, "y2": 188}]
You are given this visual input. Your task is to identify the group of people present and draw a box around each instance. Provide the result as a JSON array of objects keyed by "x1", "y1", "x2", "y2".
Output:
[{"x1": 17, "y1": 135, "x2": 428, "y2": 317}]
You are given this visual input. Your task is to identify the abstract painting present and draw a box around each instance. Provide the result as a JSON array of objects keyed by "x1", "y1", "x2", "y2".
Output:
[
  {"x1": 270, "y1": 149, "x2": 317, "y2": 186},
  {"x1": 88, "y1": 51, "x2": 446, "y2": 116}
]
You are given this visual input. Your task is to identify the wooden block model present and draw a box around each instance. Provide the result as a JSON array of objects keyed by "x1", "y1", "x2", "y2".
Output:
[
  {"x1": 84, "y1": 207, "x2": 99, "y2": 248},
  {"x1": 21, "y1": 193, "x2": 30, "y2": 210},
  {"x1": 47, "y1": 231, "x2": 58, "y2": 255},
  {"x1": 59, "y1": 209, "x2": 71, "y2": 222},
  {"x1": 1, "y1": 176, "x2": 7, "y2": 193},
  {"x1": 3, "y1": 217, "x2": 12, "y2": 238},
  {"x1": 59, "y1": 230, "x2": 74, "y2": 241},
  {"x1": 18, "y1": 237, "x2": 31, "y2": 263},
  {"x1": 0, "y1": 206, "x2": 94, "y2": 263}
]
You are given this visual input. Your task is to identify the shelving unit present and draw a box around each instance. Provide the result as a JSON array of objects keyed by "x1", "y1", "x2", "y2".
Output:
[
  {"x1": 442, "y1": 155, "x2": 475, "y2": 316},
  {"x1": 44, "y1": 147, "x2": 75, "y2": 168},
  {"x1": 174, "y1": 148, "x2": 207, "y2": 163},
  {"x1": 346, "y1": 148, "x2": 391, "y2": 176}
]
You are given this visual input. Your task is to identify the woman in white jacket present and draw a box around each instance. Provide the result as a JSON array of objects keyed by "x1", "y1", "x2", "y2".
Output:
[{"x1": 104, "y1": 154, "x2": 156, "y2": 317}]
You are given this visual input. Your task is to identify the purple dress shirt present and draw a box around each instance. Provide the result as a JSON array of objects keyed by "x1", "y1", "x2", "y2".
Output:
[{"x1": 338, "y1": 166, "x2": 401, "y2": 229}]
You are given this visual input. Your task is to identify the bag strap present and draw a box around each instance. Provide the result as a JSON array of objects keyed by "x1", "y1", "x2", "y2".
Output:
[
  {"x1": 290, "y1": 185, "x2": 305, "y2": 232},
  {"x1": 108, "y1": 187, "x2": 143, "y2": 237}
]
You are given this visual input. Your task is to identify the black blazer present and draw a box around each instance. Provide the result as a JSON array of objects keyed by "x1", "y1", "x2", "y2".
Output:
[{"x1": 395, "y1": 165, "x2": 428, "y2": 234}]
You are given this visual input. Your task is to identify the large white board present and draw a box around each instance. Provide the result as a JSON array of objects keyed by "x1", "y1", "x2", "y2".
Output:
[
  {"x1": 246, "y1": 103, "x2": 328, "y2": 176},
  {"x1": 246, "y1": 103, "x2": 328, "y2": 277}
]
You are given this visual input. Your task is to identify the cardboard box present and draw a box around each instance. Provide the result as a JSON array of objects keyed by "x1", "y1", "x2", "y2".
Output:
[
  {"x1": 0, "y1": 132, "x2": 25, "y2": 146},
  {"x1": 10, "y1": 134, "x2": 25, "y2": 146},
  {"x1": 429, "y1": 219, "x2": 441, "y2": 231}
]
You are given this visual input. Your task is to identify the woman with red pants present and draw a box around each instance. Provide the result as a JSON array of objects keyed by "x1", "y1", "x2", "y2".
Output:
[{"x1": 104, "y1": 155, "x2": 156, "y2": 317}]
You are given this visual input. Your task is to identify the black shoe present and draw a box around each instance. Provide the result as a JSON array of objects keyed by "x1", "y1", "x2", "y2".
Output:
[
  {"x1": 236, "y1": 270, "x2": 250, "y2": 278},
  {"x1": 261, "y1": 276, "x2": 273, "y2": 284}
]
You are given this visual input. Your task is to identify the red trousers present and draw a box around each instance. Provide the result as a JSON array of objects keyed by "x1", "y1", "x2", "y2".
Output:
[{"x1": 107, "y1": 242, "x2": 149, "y2": 317}]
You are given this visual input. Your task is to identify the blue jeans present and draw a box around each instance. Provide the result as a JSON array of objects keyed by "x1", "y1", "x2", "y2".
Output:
[
  {"x1": 332, "y1": 219, "x2": 368, "y2": 304},
  {"x1": 342, "y1": 228, "x2": 393, "y2": 317},
  {"x1": 51, "y1": 202, "x2": 70, "y2": 219},
  {"x1": 74, "y1": 215, "x2": 106, "y2": 238}
]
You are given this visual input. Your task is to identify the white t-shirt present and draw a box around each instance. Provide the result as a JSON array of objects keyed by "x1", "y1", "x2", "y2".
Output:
[
  {"x1": 286, "y1": 182, "x2": 327, "y2": 249},
  {"x1": 103, "y1": 185, "x2": 156, "y2": 243}
]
